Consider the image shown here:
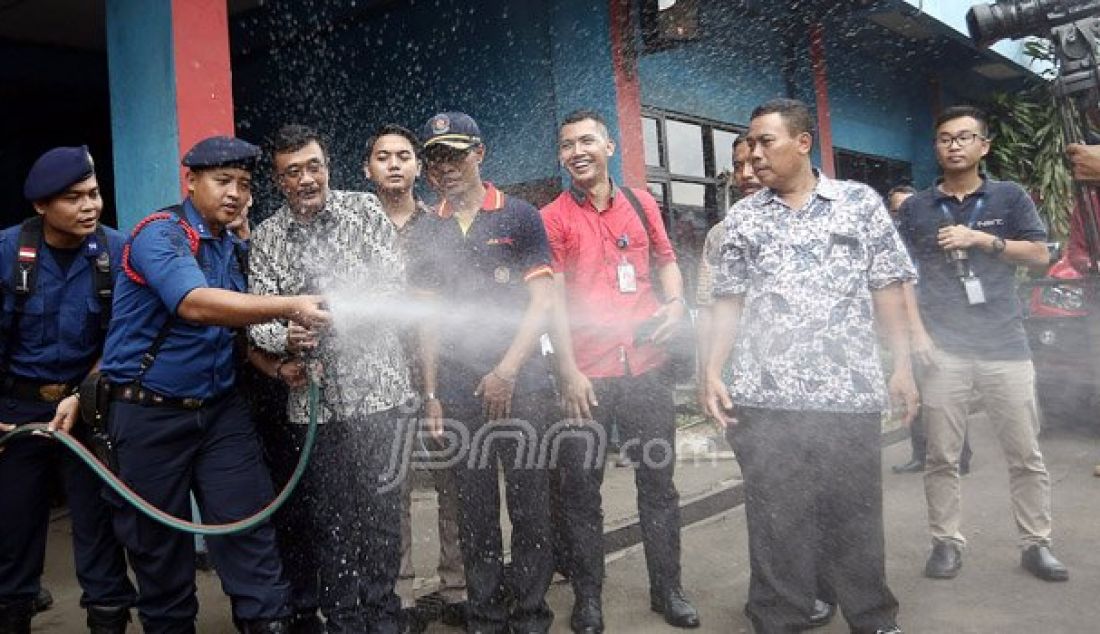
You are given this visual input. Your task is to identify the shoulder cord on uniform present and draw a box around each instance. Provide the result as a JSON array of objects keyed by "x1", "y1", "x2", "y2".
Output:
[{"x1": 121, "y1": 210, "x2": 200, "y2": 286}]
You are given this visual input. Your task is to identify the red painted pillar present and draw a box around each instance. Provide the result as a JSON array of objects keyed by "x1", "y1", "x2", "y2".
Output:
[
  {"x1": 610, "y1": 0, "x2": 646, "y2": 189},
  {"x1": 171, "y1": 0, "x2": 235, "y2": 192},
  {"x1": 809, "y1": 23, "x2": 835, "y2": 178}
]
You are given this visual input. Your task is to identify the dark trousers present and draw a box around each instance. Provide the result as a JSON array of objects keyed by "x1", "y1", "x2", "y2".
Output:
[
  {"x1": 106, "y1": 394, "x2": 289, "y2": 634},
  {"x1": 0, "y1": 397, "x2": 135, "y2": 609},
  {"x1": 264, "y1": 412, "x2": 405, "y2": 634},
  {"x1": 728, "y1": 408, "x2": 898, "y2": 634},
  {"x1": 448, "y1": 391, "x2": 554, "y2": 633},
  {"x1": 553, "y1": 369, "x2": 682, "y2": 600}
]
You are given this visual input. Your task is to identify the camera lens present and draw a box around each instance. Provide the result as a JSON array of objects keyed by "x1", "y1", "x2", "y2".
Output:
[{"x1": 966, "y1": 0, "x2": 1051, "y2": 48}]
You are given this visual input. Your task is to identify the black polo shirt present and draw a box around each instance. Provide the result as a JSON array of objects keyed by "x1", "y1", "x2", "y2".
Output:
[
  {"x1": 897, "y1": 177, "x2": 1046, "y2": 360},
  {"x1": 407, "y1": 183, "x2": 554, "y2": 405}
]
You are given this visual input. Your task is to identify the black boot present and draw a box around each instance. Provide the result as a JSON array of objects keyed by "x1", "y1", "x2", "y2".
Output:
[
  {"x1": 0, "y1": 599, "x2": 33, "y2": 634},
  {"x1": 570, "y1": 596, "x2": 604, "y2": 633},
  {"x1": 238, "y1": 618, "x2": 291, "y2": 633},
  {"x1": 287, "y1": 610, "x2": 325, "y2": 634},
  {"x1": 649, "y1": 588, "x2": 700, "y2": 629},
  {"x1": 87, "y1": 605, "x2": 131, "y2": 634}
]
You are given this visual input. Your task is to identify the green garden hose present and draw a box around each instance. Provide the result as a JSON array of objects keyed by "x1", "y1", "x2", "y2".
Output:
[{"x1": 0, "y1": 379, "x2": 319, "y2": 536}]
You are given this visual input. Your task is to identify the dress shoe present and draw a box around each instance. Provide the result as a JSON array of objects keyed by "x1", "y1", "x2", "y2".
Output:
[
  {"x1": 891, "y1": 459, "x2": 924, "y2": 474},
  {"x1": 33, "y1": 588, "x2": 52, "y2": 614},
  {"x1": 649, "y1": 588, "x2": 700, "y2": 629},
  {"x1": 570, "y1": 596, "x2": 604, "y2": 633},
  {"x1": 87, "y1": 605, "x2": 131, "y2": 634},
  {"x1": 808, "y1": 599, "x2": 835, "y2": 628},
  {"x1": 923, "y1": 541, "x2": 962, "y2": 579},
  {"x1": 1021, "y1": 545, "x2": 1069, "y2": 581}
]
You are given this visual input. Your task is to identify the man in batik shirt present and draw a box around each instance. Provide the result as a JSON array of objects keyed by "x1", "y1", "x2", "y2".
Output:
[
  {"x1": 249, "y1": 124, "x2": 413, "y2": 633},
  {"x1": 703, "y1": 99, "x2": 917, "y2": 634}
]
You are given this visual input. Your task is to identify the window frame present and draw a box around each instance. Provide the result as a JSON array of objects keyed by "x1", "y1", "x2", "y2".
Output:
[{"x1": 642, "y1": 107, "x2": 744, "y2": 228}]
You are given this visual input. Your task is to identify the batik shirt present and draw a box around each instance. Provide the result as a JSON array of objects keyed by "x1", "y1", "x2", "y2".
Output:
[
  {"x1": 249, "y1": 190, "x2": 413, "y2": 423},
  {"x1": 712, "y1": 172, "x2": 916, "y2": 413}
]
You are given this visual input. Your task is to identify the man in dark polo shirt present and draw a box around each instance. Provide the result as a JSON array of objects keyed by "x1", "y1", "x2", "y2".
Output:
[
  {"x1": 408, "y1": 112, "x2": 555, "y2": 633},
  {"x1": 541, "y1": 109, "x2": 699, "y2": 632},
  {"x1": 363, "y1": 123, "x2": 468, "y2": 631},
  {"x1": 897, "y1": 105, "x2": 1067, "y2": 583}
]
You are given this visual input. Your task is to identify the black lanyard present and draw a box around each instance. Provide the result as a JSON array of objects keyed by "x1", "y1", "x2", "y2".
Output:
[{"x1": 939, "y1": 196, "x2": 985, "y2": 229}]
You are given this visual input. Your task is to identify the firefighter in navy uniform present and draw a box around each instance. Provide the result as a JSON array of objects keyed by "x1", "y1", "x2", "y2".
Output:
[
  {"x1": 0, "y1": 146, "x2": 137, "y2": 634},
  {"x1": 98, "y1": 136, "x2": 329, "y2": 634}
]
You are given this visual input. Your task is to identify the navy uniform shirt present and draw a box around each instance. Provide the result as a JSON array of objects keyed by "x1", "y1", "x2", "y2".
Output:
[
  {"x1": 898, "y1": 177, "x2": 1046, "y2": 360},
  {"x1": 407, "y1": 183, "x2": 554, "y2": 405},
  {"x1": 101, "y1": 200, "x2": 247, "y2": 398},
  {"x1": 0, "y1": 223, "x2": 124, "y2": 384}
]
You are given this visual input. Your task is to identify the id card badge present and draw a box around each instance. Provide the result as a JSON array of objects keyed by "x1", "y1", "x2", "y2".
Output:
[
  {"x1": 962, "y1": 276, "x2": 986, "y2": 306},
  {"x1": 617, "y1": 258, "x2": 638, "y2": 293}
]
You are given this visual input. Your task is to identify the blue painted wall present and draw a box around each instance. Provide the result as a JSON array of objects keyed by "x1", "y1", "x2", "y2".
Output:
[
  {"x1": 821, "y1": 34, "x2": 940, "y2": 187},
  {"x1": 232, "y1": 0, "x2": 630, "y2": 209},
  {"x1": 634, "y1": 0, "x2": 1020, "y2": 190},
  {"x1": 105, "y1": 0, "x2": 182, "y2": 230},
  {"x1": 638, "y1": 5, "x2": 787, "y2": 128},
  {"x1": 547, "y1": 0, "x2": 624, "y2": 182}
]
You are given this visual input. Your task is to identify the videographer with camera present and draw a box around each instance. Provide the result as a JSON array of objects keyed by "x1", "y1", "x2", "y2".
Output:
[{"x1": 896, "y1": 106, "x2": 1068, "y2": 583}]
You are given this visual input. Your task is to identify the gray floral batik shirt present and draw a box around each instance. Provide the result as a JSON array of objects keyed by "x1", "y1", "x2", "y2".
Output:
[
  {"x1": 712, "y1": 172, "x2": 916, "y2": 413},
  {"x1": 249, "y1": 190, "x2": 413, "y2": 423}
]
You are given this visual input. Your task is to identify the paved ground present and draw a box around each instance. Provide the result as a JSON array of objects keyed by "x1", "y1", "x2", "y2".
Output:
[{"x1": 32, "y1": 415, "x2": 1100, "y2": 632}]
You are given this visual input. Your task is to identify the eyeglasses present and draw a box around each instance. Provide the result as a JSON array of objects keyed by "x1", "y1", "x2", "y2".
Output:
[
  {"x1": 935, "y1": 131, "x2": 987, "y2": 148},
  {"x1": 278, "y1": 159, "x2": 327, "y2": 181}
]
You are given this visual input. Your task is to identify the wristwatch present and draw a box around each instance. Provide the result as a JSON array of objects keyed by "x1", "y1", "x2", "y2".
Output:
[{"x1": 989, "y1": 237, "x2": 1006, "y2": 256}]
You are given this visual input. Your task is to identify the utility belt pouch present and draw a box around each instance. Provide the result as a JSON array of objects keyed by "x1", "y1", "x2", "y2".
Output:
[
  {"x1": 78, "y1": 372, "x2": 112, "y2": 432},
  {"x1": 78, "y1": 372, "x2": 119, "y2": 472}
]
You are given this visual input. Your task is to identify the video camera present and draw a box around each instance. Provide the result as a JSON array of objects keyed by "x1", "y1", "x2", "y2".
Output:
[{"x1": 967, "y1": 0, "x2": 1100, "y2": 48}]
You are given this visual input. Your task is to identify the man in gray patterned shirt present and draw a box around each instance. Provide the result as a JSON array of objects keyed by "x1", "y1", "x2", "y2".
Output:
[
  {"x1": 703, "y1": 99, "x2": 918, "y2": 634},
  {"x1": 249, "y1": 124, "x2": 414, "y2": 633}
]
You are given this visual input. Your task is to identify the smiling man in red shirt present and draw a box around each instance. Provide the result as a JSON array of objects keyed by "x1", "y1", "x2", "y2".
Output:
[{"x1": 541, "y1": 109, "x2": 698, "y2": 633}]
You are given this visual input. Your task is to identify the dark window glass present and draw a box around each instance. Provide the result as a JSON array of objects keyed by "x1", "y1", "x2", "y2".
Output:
[{"x1": 835, "y1": 149, "x2": 912, "y2": 198}]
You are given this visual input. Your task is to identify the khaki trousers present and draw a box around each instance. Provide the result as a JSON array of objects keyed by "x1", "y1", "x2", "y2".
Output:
[{"x1": 921, "y1": 349, "x2": 1053, "y2": 548}]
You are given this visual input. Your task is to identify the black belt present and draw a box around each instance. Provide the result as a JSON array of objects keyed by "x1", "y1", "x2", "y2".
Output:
[
  {"x1": 0, "y1": 376, "x2": 77, "y2": 403},
  {"x1": 109, "y1": 383, "x2": 229, "y2": 410}
]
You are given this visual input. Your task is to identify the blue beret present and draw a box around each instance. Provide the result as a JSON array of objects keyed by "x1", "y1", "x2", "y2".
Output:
[
  {"x1": 24, "y1": 146, "x2": 96, "y2": 201},
  {"x1": 181, "y1": 136, "x2": 260, "y2": 169},
  {"x1": 421, "y1": 112, "x2": 483, "y2": 150}
]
